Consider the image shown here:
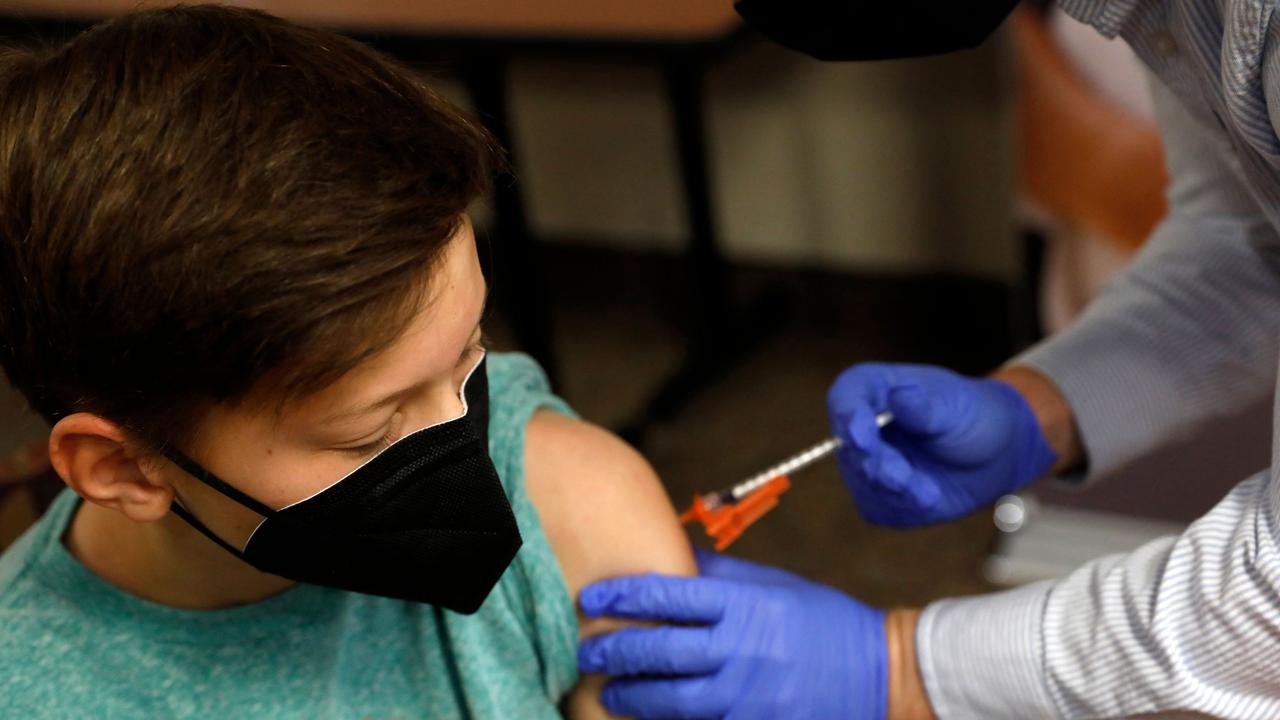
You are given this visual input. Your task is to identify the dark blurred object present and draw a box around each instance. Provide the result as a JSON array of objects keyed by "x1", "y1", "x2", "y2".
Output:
[
  {"x1": 1012, "y1": 0, "x2": 1167, "y2": 344},
  {"x1": 1014, "y1": 3, "x2": 1166, "y2": 254},
  {"x1": 0, "y1": 439, "x2": 47, "y2": 485},
  {"x1": 0, "y1": 440, "x2": 59, "y2": 552},
  {"x1": 735, "y1": 0, "x2": 1018, "y2": 61}
]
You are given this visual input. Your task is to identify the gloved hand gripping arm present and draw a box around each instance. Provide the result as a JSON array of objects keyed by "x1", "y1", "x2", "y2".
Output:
[{"x1": 578, "y1": 550, "x2": 935, "y2": 720}]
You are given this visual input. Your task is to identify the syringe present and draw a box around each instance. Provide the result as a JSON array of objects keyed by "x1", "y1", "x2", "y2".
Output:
[{"x1": 698, "y1": 411, "x2": 894, "y2": 511}]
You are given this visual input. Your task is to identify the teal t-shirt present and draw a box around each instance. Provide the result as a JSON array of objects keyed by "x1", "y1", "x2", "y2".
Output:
[{"x1": 0, "y1": 353, "x2": 581, "y2": 719}]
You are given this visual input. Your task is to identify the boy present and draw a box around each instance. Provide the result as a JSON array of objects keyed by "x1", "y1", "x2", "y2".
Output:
[{"x1": 0, "y1": 5, "x2": 694, "y2": 718}]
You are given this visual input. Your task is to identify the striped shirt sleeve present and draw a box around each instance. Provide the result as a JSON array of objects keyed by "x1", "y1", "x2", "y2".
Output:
[
  {"x1": 1015, "y1": 71, "x2": 1280, "y2": 483},
  {"x1": 919, "y1": 470, "x2": 1280, "y2": 718}
]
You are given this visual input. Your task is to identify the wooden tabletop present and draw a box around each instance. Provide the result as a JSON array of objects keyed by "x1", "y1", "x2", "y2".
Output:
[{"x1": 0, "y1": 0, "x2": 743, "y2": 43}]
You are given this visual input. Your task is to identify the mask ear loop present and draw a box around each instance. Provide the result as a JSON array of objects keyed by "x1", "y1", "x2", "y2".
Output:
[
  {"x1": 162, "y1": 446, "x2": 279, "y2": 557},
  {"x1": 168, "y1": 500, "x2": 255, "y2": 558}
]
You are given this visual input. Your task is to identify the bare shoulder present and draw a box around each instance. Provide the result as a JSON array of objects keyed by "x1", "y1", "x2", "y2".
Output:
[
  {"x1": 523, "y1": 409, "x2": 696, "y2": 615},
  {"x1": 524, "y1": 410, "x2": 696, "y2": 719}
]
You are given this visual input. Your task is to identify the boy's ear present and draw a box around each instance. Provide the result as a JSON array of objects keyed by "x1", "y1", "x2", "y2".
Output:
[{"x1": 48, "y1": 413, "x2": 173, "y2": 522}]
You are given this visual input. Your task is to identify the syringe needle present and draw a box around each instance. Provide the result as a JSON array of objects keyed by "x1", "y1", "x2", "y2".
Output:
[{"x1": 702, "y1": 411, "x2": 894, "y2": 509}]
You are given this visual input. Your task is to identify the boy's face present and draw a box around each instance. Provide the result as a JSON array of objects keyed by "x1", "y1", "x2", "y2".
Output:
[{"x1": 162, "y1": 219, "x2": 487, "y2": 552}]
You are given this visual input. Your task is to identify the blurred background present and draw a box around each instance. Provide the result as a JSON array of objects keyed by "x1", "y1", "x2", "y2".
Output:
[{"x1": 0, "y1": 1, "x2": 1266, "y2": 609}]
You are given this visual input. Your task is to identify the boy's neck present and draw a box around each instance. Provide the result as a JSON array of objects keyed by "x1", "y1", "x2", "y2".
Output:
[{"x1": 64, "y1": 499, "x2": 296, "y2": 610}]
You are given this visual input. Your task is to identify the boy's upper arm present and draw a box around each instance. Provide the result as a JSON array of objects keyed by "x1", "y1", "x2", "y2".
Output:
[
  {"x1": 523, "y1": 409, "x2": 697, "y2": 720},
  {"x1": 523, "y1": 409, "x2": 696, "y2": 620}
]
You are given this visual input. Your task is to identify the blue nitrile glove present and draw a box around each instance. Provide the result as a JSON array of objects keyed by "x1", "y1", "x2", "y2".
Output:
[
  {"x1": 577, "y1": 549, "x2": 886, "y2": 720},
  {"x1": 827, "y1": 362, "x2": 1057, "y2": 528}
]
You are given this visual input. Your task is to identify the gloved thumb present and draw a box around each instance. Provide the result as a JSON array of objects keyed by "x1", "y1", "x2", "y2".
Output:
[{"x1": 886, "y1": 384, "x2": 946, "y2": 435}]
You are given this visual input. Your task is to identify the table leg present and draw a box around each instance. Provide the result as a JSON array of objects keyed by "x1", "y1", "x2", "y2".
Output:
[
  {"x1": 619, "y1": 54, "x2": 783, "y2": 444},
  {"x1": 458, "y1": 54, "x2": 559, "y2": 386}
]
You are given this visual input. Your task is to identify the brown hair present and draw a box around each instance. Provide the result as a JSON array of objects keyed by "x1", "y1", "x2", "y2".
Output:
[{"x1": 0, "y1": 5, "x2": 497, "y2": 451}]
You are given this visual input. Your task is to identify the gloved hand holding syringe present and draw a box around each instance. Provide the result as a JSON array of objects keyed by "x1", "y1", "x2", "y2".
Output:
[{"x1": 684, "y1": 358, "x2": 1060, "y2": 547}]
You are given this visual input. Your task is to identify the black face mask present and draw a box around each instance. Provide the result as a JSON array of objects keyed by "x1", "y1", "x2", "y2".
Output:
[
  {"x1": 164, "y1": 355, "x2": 522, "y2": 615},
  {"x1": 734, "y1": 0, "x2": 1019, "y2": 61}
]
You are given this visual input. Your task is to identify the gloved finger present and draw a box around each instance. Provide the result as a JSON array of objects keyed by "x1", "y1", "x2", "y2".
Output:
[
  {"x1": 868, "y1": 451, "x2": 949, "y2": 514},
  {"x1": 853, "y1": 401, "x2": 895, "y2": 452},
  {"x1": 601, "y1": 676, "x2": 725, "y2": 720},
  {"x1": 579, "y1": 573, "x2": 730, "y2": 624},
  {"x1": 832, "y1": 406, "x2": 892, "y2": 488},
  {"x1": 856, "y1": 422, "x2": 947, "y2": 514},
  {"x1": 854, "y1": 495, "x2": 903, "y2": 527},
  {"x1": 826, "y1": 363, "x2": 887, "y2": 417},
  {"x1": 886, "y1": 384, "x2": 950, "y2": 436},
  {"x1": 694, "y1": 549, "x2": 801, "y2": 587},
  {"x1": 857, "y1": 434, "x2": 914, "y2": 493},
  {"x1": 578, "y1": 625, "x2": 723, "y2": 676},
  {"x1": 835, "y1": 441, "x2": 915, "y2": 514},
  {"x1": 899, "y1": 466, "x2": 943, "y2": 510},
  {"x1": 851, "y1": 472, "x2": 926, "y2": 527},
  {"x1": 834, "y1": 432, "x2": 931, "y2": 519},
  {"x1": 845, "y1": 444, "x2": 942, "y2": 526}
]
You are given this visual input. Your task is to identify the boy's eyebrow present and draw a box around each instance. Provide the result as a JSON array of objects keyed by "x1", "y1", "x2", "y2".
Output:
[{"x1": 319, "y1": 305, "x2": 486, "y2": 427}]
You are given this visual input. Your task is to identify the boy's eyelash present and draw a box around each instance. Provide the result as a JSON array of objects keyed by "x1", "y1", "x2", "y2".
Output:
[
  {"x1": 342, "y1": 432, "x2": 396, "y2": 457},
  {"x1": 339, "y1": 344, "x2": 483, "y2": 458}
]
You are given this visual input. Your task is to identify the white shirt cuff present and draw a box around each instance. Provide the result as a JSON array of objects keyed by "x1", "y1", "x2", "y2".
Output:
[{"x1": 917, "y1": 582, "x2": 1059, "y2": 719}]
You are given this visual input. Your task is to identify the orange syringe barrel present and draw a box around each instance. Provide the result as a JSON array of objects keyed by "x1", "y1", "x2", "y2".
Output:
[{"x1": 680, "y1": 474, "x2": 792, "y2": 551}]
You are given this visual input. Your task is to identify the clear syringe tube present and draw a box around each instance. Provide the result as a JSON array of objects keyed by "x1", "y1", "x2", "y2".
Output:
[{"x1": 703, "y1": 411, "x2": 894, "y2": 510}]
